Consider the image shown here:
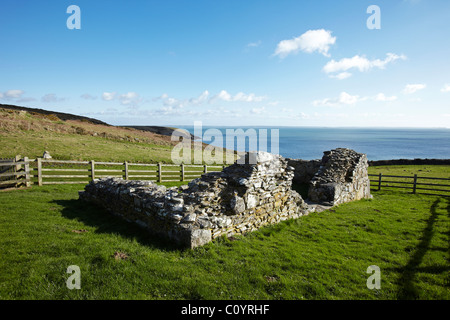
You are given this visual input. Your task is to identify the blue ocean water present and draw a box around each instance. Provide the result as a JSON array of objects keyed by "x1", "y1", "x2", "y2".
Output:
[{"x1": 175, "y1": 126, "x2": 450, "y2": 161}]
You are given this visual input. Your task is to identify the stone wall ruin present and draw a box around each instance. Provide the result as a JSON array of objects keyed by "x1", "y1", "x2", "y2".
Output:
[{"x1": 79, "y1": 148, "x2": 371, "y2": 248}]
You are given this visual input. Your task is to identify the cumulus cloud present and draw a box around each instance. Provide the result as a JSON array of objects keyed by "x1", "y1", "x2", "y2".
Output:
[
  {"x1": 101, "y1": 91, "x2": 142, "y2": 106},
  {"x1": 117, "y1": 92, "x2": 142, "y2": 106},
  {"x1": 189, "y1": 90, "x2": 209, "y2": 105},
  {"x1": 313, "y1": 92, "x2": 365, "y2": 107},
  {"x1": 4, "y1": 89, "x2": 25, "y2": 99},
  {"x1": 375, "y1": 93, "x2": 397, "y2": 102},
  {"x1": 250, "y1": 107, "x2": 266, "y2": 114},
  {"x1": 42, "y1": 93, "x2": 65, "y2": 103},
  {"x1": 80, "y1": 93, "x2": 97, "y2": 100},
  {"x1": 247, "y1": 41, "x2": 261, "y2": 48},
  {"x1": 403, "y1": 84, "x2": 426, "y2": 94},
  {"x1": 0, "y1": 89, "x2": 37, "y2": 103},
  {"x1": 329, "y1": 72, "x2": 352, "y2": 80},
  {"x1": 313, "y1": 91, "x2": 400, "y2": 107},
  {"x1": 323, "y1": 53, "x2": 406, "y2": 78},
  {"x1": 210, "y1": 90, "x2": 266, "y2": 103},
  {"x1": 441, "y1": 84, "x2": 450, "y2": 93},
  {"x1": 274, "y1": 29, "x2": 336, "y2": 58},
  {"x1": 102, "y1": 92, "x2": 116, "y2": 101}
]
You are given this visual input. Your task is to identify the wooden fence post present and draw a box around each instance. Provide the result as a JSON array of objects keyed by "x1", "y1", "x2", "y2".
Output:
[
  {"x1": 204, "y1": 164, "x2": 208, "y2": 174},
  {"x1": 124, "y1": 161, "x2": 129, "y2": 180},
  {"x1": 378, "y1": 173, "x2": 382, "y2": 191},
  {"x1": 181, "y1": 164, "x2": 185, "y2": 182},
  {"x1": 23, "y1": 157, "x2": 30, "y2": 187},
  {"x1": 413, "y1": 174, "x2": 417, "y2": 194},
  {"x1": 37, "y1": 158, "x2": 43, "y2": 186},
  {"x1": 14, "y1": 155, "x2": 21, "y2": 188},
  {"x1": 158, "y1": 163, "x2": 162, "y2": 183},
  {"x1": 90, "y1": 160, "x2": 95, "y2": 180}
]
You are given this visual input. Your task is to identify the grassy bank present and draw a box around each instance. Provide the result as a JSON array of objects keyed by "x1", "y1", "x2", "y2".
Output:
[{"x1": 0, "y1": 166, "x2": 449, "y2": 300}]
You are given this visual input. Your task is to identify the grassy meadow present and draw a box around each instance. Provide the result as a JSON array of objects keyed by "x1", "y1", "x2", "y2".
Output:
[{"x1": 0, "y1": 165, "x2": 449, "y2": 300}]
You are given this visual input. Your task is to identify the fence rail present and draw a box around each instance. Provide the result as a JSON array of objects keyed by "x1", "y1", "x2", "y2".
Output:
[
  {"x1": 369, "y1": 173, "x2": 450, "y2": 197},
  {"x1": 33, "y1": 158, "x2": 226, "y2": 186},
  {"x1": 0, "y1": 155, "x2": 31, "y2": 188},
  {"x1": 2, "y1": 155, "x2": 449, "y2": 198}
]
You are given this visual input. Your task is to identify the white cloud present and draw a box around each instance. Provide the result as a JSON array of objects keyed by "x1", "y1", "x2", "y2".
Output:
[
  {"x1": 250, "y1": 107, "x2": 266, "y2": 114},
  {"x1": 102, "y1": 92, "x2": 116, "y2": 101},
  {"x1": 80, "y1": 93, "x2": 97, "y2": 100},
  {"x1": 274, "y1": 29, "x2": 336, "y2": 58},
  {"x1": 375, "y1": 93, "x2": 397, "y2": 102},
  {"x1": 441, "y1": 84, "x2": 450, "y2": 93},
  {"x1": 403, "y1": 84, "x2": 426, "y2": 94},
  {"x1": 0, "y1": 89, "x2": 37, "y2": 103},
  {"x1": 323, "y1": 53, "x2": 406, "y2": 78},
  {"x1": 42, "y1": 93, "x2": 65, "y2": 103},
  {"x1": 210, "y1": 90, "x2": 266, "y2": 103},
  {"x1": 189, "y1": 90, "x2": 209, "y2": 105},
  {"x1": 314, "y1": 91, "x2": 400, "y2": 107},
  {"x1": 247, "y1": 41, "x2": 261, "y2": 48},
  {"x1": 329, "y1": 72, "x2": 352, "y2": 80},
  {"x1": 117, "y1": 92, "x2": 142, "y2": 106},
  {"x1": 313, "y1": 92, "x2": 365, "y2": 107},
  {"x1": 101, "y1": 91, "x2": 143, "y2": 107},
  {"x1": 213, "y1": 90, "x2": 232, "y2": 102},
  {"x1": 4, "y1": 89, "x2": 25, "y2": 99}
]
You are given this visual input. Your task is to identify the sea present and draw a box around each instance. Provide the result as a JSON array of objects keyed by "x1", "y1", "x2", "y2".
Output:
[{"x1": 175, "y1": 126, "x2": 450, "y2": 161}]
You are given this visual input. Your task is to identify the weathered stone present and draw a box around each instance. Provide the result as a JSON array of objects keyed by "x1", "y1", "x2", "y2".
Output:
[
  {"x1": 79, "y1": 148, "x2": 370, "y2": 249},
  {"x1": 230, "y1": 194, "x2": 245, "y2": 214}
]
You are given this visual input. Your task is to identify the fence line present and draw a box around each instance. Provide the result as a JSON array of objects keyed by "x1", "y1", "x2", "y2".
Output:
[
  {"x1": 33, "y1": 158, "x2": 226, "y2": 186},
  {"x1": 369, "y1": 173, "x2": 450, "y2": 197},
  {"x1": 2, "y1": 155, "x2": 449, "y2": 198}
]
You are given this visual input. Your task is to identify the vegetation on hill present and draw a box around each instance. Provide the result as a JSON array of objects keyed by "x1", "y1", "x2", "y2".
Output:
[{"x1": 0, "y1": 106, "x2": 234, "y2": 163}]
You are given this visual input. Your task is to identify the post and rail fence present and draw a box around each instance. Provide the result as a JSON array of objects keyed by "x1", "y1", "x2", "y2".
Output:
[
  {"x1": 31, "y1": 158, "x2": 225, "y2": 187},
  {"x1": 368, "y1": 173, "x2": 450, "y2": 197},
  {"x1": 1, "y1": 156, "x2": 449, "y2": 198},
  {"x1": 0, "y1": 155, "x2": 31, "y2": 188}
]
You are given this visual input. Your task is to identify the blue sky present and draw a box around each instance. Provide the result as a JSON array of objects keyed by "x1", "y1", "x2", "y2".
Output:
[{"x1": 1, "y1": 0, "x2": 449, "y2": 127}]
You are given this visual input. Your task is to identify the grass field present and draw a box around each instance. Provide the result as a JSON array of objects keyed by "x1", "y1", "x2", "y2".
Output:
[{"x1": 0, "y1": 165, "x2": 449, "y2": 300}]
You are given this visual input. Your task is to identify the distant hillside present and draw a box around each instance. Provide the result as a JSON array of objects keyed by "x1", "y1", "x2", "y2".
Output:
[
  {"x1": 123, "y1": 125, "x2": 198, "y2": 140},
  {"x1": 0, "y1": 103, "x2": 109, "y2": 126},
  {"x1": 0, "y1": 104, "x2": 196, "y2": 140},
  {"x1": 0, "y1": 104, "x2": 236, "y2": 163}
]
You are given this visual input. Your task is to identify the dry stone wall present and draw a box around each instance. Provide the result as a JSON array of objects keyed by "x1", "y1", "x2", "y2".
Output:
[
  {"x1": 307, "y1": 148, "x2": 372, "y2": 205},
  {"x1": 79, "y1": 148, "x2": 371, "y2": 248},
  {"x1": 79, "y1": 152, "x2": 307, "y2": 248}
]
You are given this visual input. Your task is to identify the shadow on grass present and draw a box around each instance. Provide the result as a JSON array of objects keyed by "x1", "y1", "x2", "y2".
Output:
[
  {"x1": 54, "y1": 198, "x2": 184, "y2": 252},
  {"x1": 395, "y1": 197, "x2": 450, "y2": 299}
]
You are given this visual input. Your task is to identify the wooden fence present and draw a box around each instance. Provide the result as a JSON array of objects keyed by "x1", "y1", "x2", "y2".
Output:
[
  {"x1": 369, "y1": 173, "x2": 450, "y2": 197},
  {"x1": 2, "y1": 155, "x2": 450, "y2": 198},
  {"x1": 0, "y1": 155, "x2": 31, "y2": 188},
  {"x1": 34, "y1": 158, "x2": 226, "y2": 186}
]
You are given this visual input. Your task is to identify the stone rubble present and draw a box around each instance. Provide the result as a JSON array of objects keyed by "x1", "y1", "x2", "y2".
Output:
[{"x1": 79, "y1": 148, "x2": 371, "y2": 248}]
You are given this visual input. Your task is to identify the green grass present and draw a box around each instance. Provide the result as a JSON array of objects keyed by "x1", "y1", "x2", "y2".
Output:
[
  {"x1": 0, "y1": 166, "x2": 449, "y2": 300},
  {"x1": 1, "y1": 130, "x2": 175, "y2": 163}
]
